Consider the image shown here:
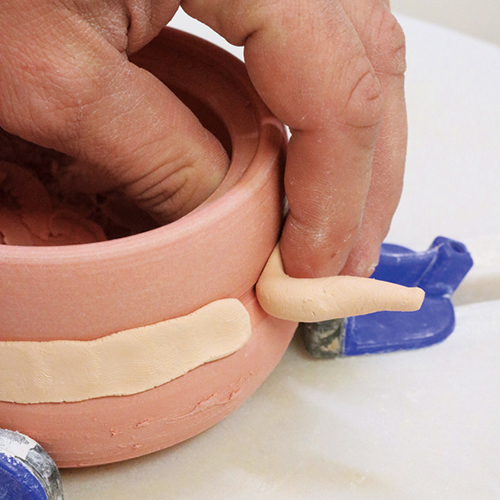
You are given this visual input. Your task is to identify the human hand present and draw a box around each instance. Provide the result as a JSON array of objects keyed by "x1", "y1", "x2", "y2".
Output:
[
  {"x1": 0, "y1": 1, "x2": 229, "y2": 225},
  {"x1": 0, "y1": 0, "x2": 406, "y2": 279}
]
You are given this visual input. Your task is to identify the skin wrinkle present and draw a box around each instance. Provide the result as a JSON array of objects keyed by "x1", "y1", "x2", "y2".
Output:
[
  {"x1": 284, "y1": 129, "x2": 374, "y2": 213},
  {"x1": 87, "y1": 73, "x2": 152, "y2": 141},
  {"x1": 63, "y1": 0, "x2": 131, "y2": 53},
  {"x1": 374, "y1": 9, "x2": 406, "y2": 75},
  {"x1": 2, "y1": 35, "x2": 73, "y2": 122},
  {"x1": 1, "y1": 0, "x2": 408, "y2": 279},
  {"x1": 1, "y1": 0, "x2": 229, "y2": 225},
  {"x1": 132, "y1": 167, "x2": 193, "y2": 221},
  {"x1": 337, "y1": 64, "x2": 383, "y2": 129},
  {"x1": 116, "y1": 112, "x2": 226, "y2": 219},
  {"x1": 125, "y1": 0, "x2": 177, "y2": 53},
  {"x1": 8, "y1": 32, "x2": 116, "y2": 153},
  {"x1": 242, "y1": 3, "x2": 365, "y2": 127},
  {"x1": 191, "y1": 0, "x2": 273, "y2": 46},
  {"x1": 328, "y1": 0, "x2": 407, "y2": 276},
  {"x1": 285, "y1": 198, "x2": 366, "y2": 252},
  {"x1": 282, "y1": 114, "x2": 378, "y2": 266}
]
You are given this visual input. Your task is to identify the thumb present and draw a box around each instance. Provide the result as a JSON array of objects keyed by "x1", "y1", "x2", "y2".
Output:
[{"x1": 0, "y1": 4, "x2": 228, "y2": 224}]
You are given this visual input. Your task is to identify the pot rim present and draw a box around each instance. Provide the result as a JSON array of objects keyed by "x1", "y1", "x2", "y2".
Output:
[
  {"x1": 0, "y1": 28, "x2": 287, "y2": 340},
  {"x1": 0, "y1": 27, "x2": 285, "y2": 265}
]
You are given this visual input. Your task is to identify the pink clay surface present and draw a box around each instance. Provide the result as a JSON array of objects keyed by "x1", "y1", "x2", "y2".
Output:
[{"x1": 0, "y1": 28, "x2": 294, "y2": 466}]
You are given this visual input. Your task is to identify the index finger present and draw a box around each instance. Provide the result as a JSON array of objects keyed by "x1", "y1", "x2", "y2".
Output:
[{"x1": 183, "y1": 0, "x2": 383, "y2": 278}]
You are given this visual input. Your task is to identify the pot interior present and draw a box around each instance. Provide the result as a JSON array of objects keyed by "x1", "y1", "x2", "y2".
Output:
[
  {"x1": 0, "y1": 56, "x2": 233, "y2": 245},
  {"x1": 0, "y1": 28, "x2": 285, "y2": 341}
]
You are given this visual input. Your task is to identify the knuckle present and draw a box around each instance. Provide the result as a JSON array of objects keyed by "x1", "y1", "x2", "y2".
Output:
[
  {"x1": 126, "y1": 1, "x2": 181, "y2": 53},
  {"x1": 336, "y1": 59, "x2": 384, "y2": 129},
  {"x1": 1, "y1": 70, "x2": 86, "y2": 155},
  {"x1": 371, "y1": 10, "x2": 407, "y2": 76},
  {"x1": 124, "y1": 162, "x2": 197, "y2": 223}
]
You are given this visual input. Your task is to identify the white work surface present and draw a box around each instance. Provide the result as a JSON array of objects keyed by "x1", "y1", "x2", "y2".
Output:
[{"x1": 61, "y1": 14, "x2": 500, "y2": 500}]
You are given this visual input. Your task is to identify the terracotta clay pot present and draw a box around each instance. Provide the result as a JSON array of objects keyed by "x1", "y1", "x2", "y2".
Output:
[{"x1": 0, "y1": 28, "x2": 296, "y2": 467}]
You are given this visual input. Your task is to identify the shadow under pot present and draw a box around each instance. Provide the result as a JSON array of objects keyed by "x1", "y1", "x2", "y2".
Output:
[{"x1": 0, "y1": 28, "x2": 297, "y2": 468}]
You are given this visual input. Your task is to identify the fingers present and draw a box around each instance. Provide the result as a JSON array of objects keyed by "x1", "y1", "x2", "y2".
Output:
[
  {"x1": 0, "y1": 1, "x2": 229, "y2": 224},
  {"x1": 1, "y1": 0, "x2": 406, "y2": 272},
  {"x1": 184, "y1": 0, "x2": 390, "y2": 278},
  {"x1": 339, "y1": 0, "x2": 407, "y2": 276}
]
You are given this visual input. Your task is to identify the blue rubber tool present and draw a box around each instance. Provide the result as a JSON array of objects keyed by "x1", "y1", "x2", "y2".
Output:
[
  {"x1": 301, "y1": 237, "x2": 473, "y2": 357},
  {"x1": 0, "y1": 430, "x2": 64, "y2": 500}
]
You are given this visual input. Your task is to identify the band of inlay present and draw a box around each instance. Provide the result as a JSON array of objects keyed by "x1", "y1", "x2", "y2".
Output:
[
  {"x1": 1, "y1": 245, "x2": 425, "y2": 405},
  {"x1": 0, "y1": 299, "x2": 251, "y2": 404}
]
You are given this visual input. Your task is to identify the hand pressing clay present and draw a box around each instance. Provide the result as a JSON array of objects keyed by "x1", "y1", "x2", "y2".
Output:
[
  {"x1": 0, "y1": 28, "x2": 293, "y2": 467},
  {"x1": 0, "y1": 28, "x2": 427, "y2": 468}
]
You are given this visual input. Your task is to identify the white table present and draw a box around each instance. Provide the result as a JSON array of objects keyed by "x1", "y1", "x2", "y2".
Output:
[{"x1": 61, "y1": 14, "x2": 500, "y2": 500}]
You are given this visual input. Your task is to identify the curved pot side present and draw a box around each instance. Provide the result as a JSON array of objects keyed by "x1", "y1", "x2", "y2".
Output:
[
  {"x1": 0, "y1": 29, "x2": 295, "y2": 467},
  {"x1": 0, "y1": 28, "x2": 287, "y2": 341},
  {"x1": 0, "y1": 297, "x2": 296, "y2": 467}
]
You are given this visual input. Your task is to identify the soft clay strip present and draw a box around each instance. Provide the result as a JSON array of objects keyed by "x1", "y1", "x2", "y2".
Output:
[
  {"x1": 256, "y1": 245, "x2": 425, "y2": 322},
  {"x1": 0, "y1": 299, "x2": 251, "y2": 404}
]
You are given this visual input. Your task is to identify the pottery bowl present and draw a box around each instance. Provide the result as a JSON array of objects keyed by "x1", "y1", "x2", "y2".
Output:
[{"x1": 0, "y1": 28, "x2": 297, "y2": 467}]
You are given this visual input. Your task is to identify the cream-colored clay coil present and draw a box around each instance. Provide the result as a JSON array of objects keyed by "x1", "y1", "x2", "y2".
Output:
[{"x1": 256, "y1": 245, "x2": 425, "y2": 323}]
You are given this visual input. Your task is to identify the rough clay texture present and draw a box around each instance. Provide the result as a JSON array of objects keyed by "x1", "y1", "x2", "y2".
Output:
[
  {"x1": 0, "y1": 157, "x2": 157, "y2": 246},
  {"x1": 0, "y1": 28, "x2": 290, "y2": 468},
  {"x1": 0, "y1": 294, "x2": 297, "y2": 468}
]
